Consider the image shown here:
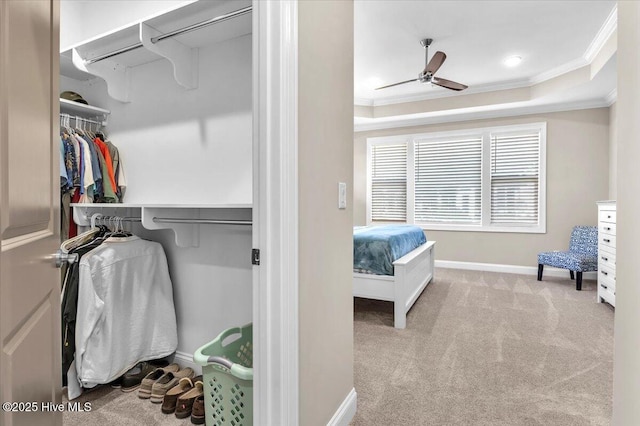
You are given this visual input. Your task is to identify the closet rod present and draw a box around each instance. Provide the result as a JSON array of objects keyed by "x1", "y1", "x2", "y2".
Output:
[
  {"x1": 86, "y1": 215, "x2": 251, "y2": 226},
  {"x1": 152, "y1": 217, "x2": 252, "y2": 226},
  {"x1": 151, "y1": 6, "x2": 252, "y2": 43},
  {"x1": 85, "y1": 5, "x2": 252, "y2": 65},
  {"x1": 60, "y1": 114, "x2": 102, "y2": 126}
]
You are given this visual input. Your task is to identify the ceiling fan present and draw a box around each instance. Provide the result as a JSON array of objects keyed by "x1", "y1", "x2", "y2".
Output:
[{"x1": 376, "y1": 38, "x2": 468, "y2": 91}]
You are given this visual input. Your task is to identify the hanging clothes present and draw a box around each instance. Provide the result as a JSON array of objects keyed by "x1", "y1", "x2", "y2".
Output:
[
  {"x1": 61, "y1": 234, "x2": 107, "y2": 385},
  {"x1": 105, "y1": 139, "x2": 127, "y2": 202},
  {"x1": 68, "y1": 235, "x2": 177, "y2": 400},
  {"x1": 92, "y1": 144, "x2": 118, "y2": 203},
  {"x1": 93, "y1": 137, "x2": 117, "y2": 192}
]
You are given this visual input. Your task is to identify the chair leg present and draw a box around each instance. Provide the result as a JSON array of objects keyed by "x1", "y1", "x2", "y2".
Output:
[
  {"x1": 537, "y1": 264, "x2": 544, "y2": 281},
  {"x1": 570, "y1": 270, "x2": 574, "y2": 280},
  {"x1": 576, "y1": 272, "x2": 582, "y2": 291}
]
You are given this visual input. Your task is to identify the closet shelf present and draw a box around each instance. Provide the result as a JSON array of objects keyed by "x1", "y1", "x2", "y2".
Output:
[
  {"x1": 71, "y1": 203, "x2": 252, "y2": 247},
  {"x1": 60, "y1": 98, "x2": 110, "y2": 118},
  {"x1": 62, "y1": 0, "x2": 252, "y2": 102}
]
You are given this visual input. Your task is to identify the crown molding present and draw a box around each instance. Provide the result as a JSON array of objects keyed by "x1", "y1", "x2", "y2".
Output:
[
  {"x1": 584, "y1": 4, "x2": 618, "y2": 63},
  {"x1": 354, "y1": 98, "x2": 611, "y2": 133},
  {"x1": 527, "y1": 57, "x2": 588, "y2": 85}
]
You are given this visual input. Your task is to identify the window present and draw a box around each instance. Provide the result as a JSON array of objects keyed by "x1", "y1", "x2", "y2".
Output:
[
  {"x1": 367, "y1": 123, "x2": 546, "y2": 233},
  {"x1": 369, "y1": 143, "x2": 407, "y2": 221}
]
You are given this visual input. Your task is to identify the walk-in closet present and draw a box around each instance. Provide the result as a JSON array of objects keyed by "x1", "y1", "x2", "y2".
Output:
[{"x1": 59, "y1": 0, "x2": 257, "y2": 423}]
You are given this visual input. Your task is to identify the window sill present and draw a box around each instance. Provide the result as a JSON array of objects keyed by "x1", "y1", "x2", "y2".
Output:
[{"x1": 369, "y1": 221, "x2": 545, "y2": 234}]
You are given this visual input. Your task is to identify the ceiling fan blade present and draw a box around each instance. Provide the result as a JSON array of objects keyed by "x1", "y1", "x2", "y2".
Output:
[
  {"x1": 432, "y1": 76, "x2": 468, "y2": 91},
  {"x1": 375, "y1": 78, "x2": 419, "y2": 90},
  {"x1": 425, "y1": 51, "x2": 446, "y2": 75}
]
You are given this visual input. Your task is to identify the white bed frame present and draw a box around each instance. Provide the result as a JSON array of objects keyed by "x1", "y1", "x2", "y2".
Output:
[{"x1": 353, "y1": 240, "x2": 436, "y2": 329}]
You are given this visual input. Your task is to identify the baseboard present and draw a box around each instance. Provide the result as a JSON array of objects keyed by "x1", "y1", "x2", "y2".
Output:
[
  {"x1": 434, "y1": 260, "x2": 597, "y2": 280},
  {"x1": 173, "y1": 350, "x2": 202, "y2": 375},
  {"x1": 327, "y1": 388, "x2": 357, "y2": 426}
]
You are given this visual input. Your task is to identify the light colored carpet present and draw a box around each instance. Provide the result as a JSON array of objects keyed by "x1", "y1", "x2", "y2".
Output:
[
  {"x1": 352, "y1": 268, "x2": 614, "y2": 426},
  {"x1": 63, "y1": 385, "x2": 196, "y2": 426}
]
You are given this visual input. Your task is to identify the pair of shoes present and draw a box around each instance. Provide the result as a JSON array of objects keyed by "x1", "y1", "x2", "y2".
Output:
[
  {"x1": 190, "y1": 395, "x2": 205, "y2": 424},
  {"x1": 161, "y1": 375, "x2": 203, "y2": 415},
  {"x1": 121, "y1": 359, "x2": 170, "y2": 392},
  {"x1": 109, "y1": 376, "x2": 123, "y2": 389},
  {"x1": 138, "y1": 364, "x2": 180, "y2": 399},
  {"x1": 175, "y1": 377, "x2": 204, "y2": 419},
  {"x1": 150, "y1": 367, "x2": 195, "y2": 403}
]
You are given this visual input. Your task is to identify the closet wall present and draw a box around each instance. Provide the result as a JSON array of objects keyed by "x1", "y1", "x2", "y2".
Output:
[{"x1": 60, "y1": 4, "x2": 253, "y2": 365}]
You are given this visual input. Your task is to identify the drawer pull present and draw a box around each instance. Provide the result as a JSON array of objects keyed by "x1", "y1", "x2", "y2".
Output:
[
  {"x1": 603, "y1": 238, "x2": 611, "y2": 243},
  {"x1": 605, "y1": 227, "x2": 611, "y2": 231},
  {"x1": 601, "y1": 284, "x2": 608, "y2": 289},
  {"x1": 601, "y1": 256, "x2": 608, "y2": 262},
  {"x1": 601, "y1": 271, "x2": 608, "y2": 276},
  {"x1": 607, "y1": 215, "x2": 611, "y2": 219}
]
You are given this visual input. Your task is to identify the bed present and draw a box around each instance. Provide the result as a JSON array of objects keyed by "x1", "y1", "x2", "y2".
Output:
[{"x1": 353, "y1": 225, "x2": 436, "y2": 329}]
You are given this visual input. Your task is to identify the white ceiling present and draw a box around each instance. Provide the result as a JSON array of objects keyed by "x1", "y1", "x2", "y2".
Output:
[{"x1": 354, "y1": 0, "x2": 617, "y2": 125}]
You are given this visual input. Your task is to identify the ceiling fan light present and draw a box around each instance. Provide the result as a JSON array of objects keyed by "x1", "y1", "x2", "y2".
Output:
[{"x1": 504, "y1": 55, "x2": 522, "y2": 67}]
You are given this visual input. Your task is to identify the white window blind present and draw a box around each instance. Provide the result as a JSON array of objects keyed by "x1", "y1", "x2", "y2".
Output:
[
  {"x1": 414, "y1": 137, "x2": 482, "y2": 224},
  {"x1": 490, "y1": 132, "x2": 541, "y2": 225},
  {"x1": 371, "y1": 143, "x2": 407, "y2": 221}
]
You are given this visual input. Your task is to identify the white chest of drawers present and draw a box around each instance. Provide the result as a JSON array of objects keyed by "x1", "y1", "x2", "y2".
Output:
[{"x1": 597, "y1": 201, "x2": 616, "y2": 307}]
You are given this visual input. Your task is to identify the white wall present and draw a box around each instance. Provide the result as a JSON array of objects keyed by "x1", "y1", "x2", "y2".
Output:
[{"x1": 63, "y1": 35, "x2": 253, "y2": 205}]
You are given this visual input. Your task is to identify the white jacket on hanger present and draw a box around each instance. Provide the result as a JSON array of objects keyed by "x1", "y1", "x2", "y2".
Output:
[{"x1": 69, "y1": 235, "x2": 177, "y2": 399}]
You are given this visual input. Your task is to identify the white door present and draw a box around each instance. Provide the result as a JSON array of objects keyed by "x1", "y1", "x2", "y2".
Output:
[{"x1": 0, "y1": 1, "x2": 62, "y2": 426}]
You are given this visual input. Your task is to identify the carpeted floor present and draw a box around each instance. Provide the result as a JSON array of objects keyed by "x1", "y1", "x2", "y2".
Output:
[
  {"x1": 351, "y1": 268, "x2": 614, "y2": 426},
  {"x1": 63, "y1": 385, "x2": 197, "y2": 426}
]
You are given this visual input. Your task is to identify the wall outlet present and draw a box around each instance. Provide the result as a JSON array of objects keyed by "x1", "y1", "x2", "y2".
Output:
[{"x1": 338, "y1": 182, "x2": 347, "y2": 209}]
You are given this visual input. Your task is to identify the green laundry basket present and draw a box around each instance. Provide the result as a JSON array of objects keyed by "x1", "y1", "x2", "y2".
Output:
[{"x1": 194, "y1": 323, "x2": 253, "y2": 426}]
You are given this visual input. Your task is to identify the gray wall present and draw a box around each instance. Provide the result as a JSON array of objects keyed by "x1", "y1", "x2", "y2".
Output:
[
  {"x1": 298, "y1": 1, "x2": 355, "y2": 425},
  {"x1": 609, "y1": 102, "x2": 618, "y2": 199},
  {"x1": 354, "y1": 108, "x2": 610, "y2": 267},
  {"x1": 613, "y1": 2, "x2": 640, "y2": 424}
]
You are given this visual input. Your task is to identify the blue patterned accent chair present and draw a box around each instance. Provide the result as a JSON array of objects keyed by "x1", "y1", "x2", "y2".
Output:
[{"x1": 537, "y1": 226, "x2": 598, "y2": 291}]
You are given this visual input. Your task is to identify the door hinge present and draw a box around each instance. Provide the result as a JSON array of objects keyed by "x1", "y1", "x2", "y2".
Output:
[{"x1": 252, "y1": 248, "x2": 260, "y2": 265}]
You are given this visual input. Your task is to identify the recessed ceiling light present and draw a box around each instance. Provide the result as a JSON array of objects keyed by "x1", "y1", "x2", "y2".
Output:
[{"x1": 504, "y1": 55, "x2": 522, "y2": 67}]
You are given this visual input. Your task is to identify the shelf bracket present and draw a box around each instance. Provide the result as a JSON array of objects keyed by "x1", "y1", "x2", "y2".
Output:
[
  {"x1": 140, "y1": 23, "x2": 199, "y2": 90},
  {"x1": 141, "y1": 207, "x2": 200, "y2": 248},
  {"x1": 72, "y1": 48, "x2": 132, "y2": 103}
]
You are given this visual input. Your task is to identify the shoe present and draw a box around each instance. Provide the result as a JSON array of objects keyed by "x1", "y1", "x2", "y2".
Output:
[
  {"x1": 190, "y1": 394, "x2": 205, "y2": 425},
  {"x1": 138, "y1": 363, "x2": 180, "y2": 399},
  {"x1": 122, "y1": 359, "x2": 170, "y2": 392},
  {"x1": 175, "y1": 377, "x2": 204, "y2": 419},
  {"x1": 109, "y1": 376, "x2": 123, "y2": 389},
  {"x1": 150, "y1": 367, "x2": 195, "y2": 404},
  {"x1": 161, "y1": 376, "x2": 201, "y2": 414}
]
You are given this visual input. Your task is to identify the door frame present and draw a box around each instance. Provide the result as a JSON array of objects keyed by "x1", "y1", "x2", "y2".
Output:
[{"x1": 253, "y1": 1, "x2": 299, "y2": 425}]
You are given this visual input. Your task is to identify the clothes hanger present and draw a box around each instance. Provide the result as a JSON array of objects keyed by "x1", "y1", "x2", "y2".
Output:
[
  {"x1": 60, "y1": 114, "x2": 72, "y2": 139},
  {"x1": 60, "y1": 213, "x2": 104, "y2": 252},
  {"x1": 86, "y1": 120, "x2": 96, "y2": 140}
]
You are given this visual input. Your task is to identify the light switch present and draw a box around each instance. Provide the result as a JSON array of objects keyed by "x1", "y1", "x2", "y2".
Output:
[{"x1": 338, "y1": 182, "x2": 347, "y2": 209}]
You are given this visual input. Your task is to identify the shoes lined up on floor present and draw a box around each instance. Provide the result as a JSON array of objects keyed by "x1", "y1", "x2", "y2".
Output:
[{"x1": 112, "y1": 360, "x2": 205, "y2": 424}]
